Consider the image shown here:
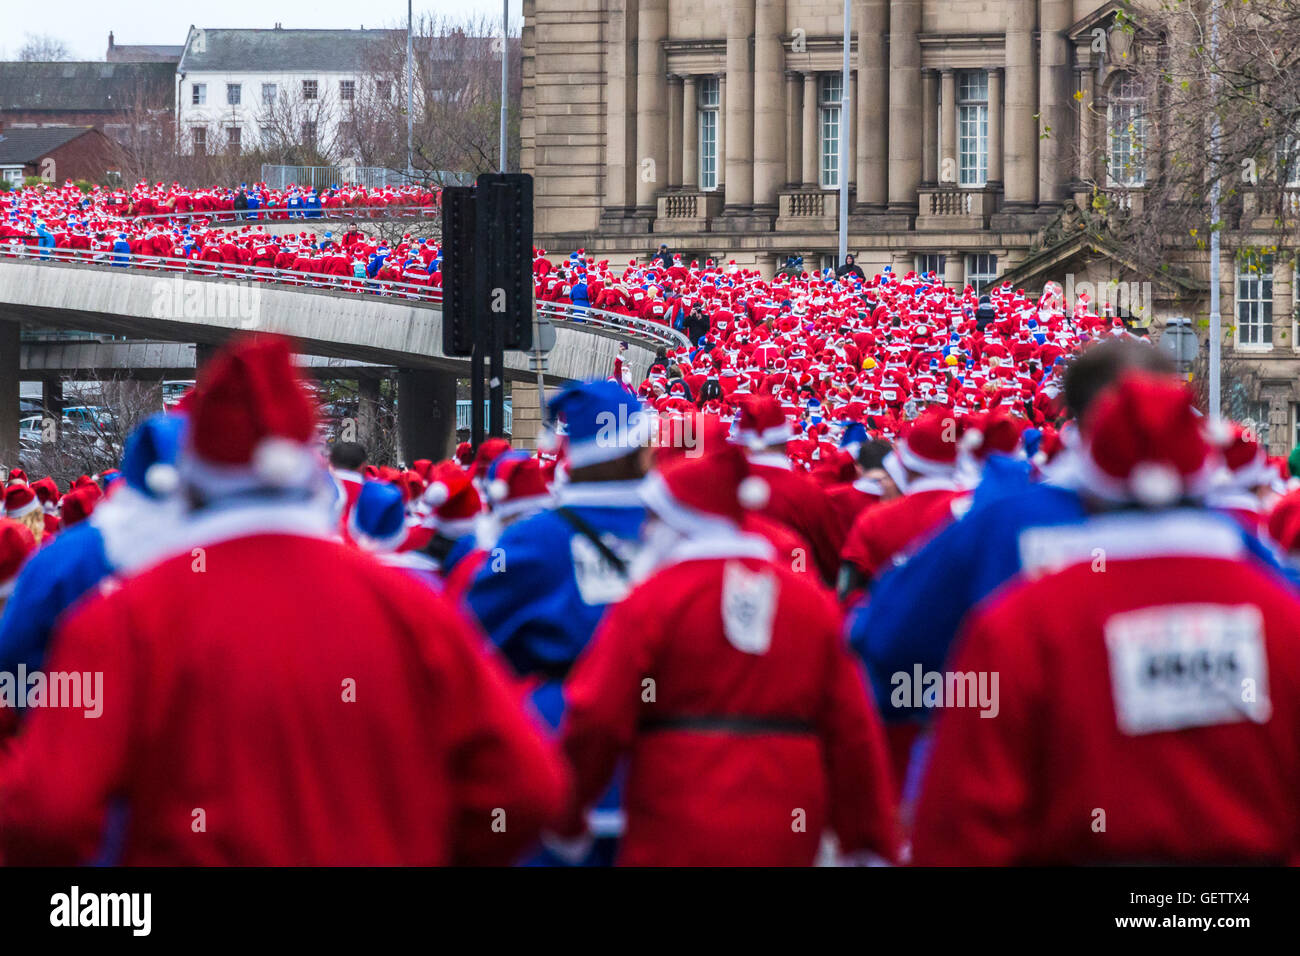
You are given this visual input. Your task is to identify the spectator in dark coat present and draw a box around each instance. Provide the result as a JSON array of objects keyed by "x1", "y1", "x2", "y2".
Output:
[{"x1": 835, "y1": 254, "x2": 866, "y2": 282}]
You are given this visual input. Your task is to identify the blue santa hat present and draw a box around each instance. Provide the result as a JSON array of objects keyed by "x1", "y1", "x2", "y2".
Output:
[
  {"x1": 547, "y1": 380, "x2": 649, "y2": 470},
  {"x1": 120, "y1": 412, "x2": 187, "y2": 498},
  {"x1": 348, "y1": 480, "x2": 408, "y2": 552},
  {"x1": 1021, "y1": 427, "x2": 1044, "y2": 459},
  {"x1": 839, "y1": 421, "x2": 868, "y2": 457}
]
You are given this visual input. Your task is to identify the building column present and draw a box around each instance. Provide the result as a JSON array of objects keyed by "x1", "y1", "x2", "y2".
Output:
[
  {"x1": 887, "y1": 0, "x2": 922, "y2": 210},
  {"x1": 944, "y1": 253, "x2": 965, "y2": 291},
  {"x1": 397, "y1": 369, "x2": 457, "y2": 465},
  {"x1": 848, "y1": 67, "x2": 857, "y2": 193},
  {"x1": 802, "y1": 72, "x2": 819, "y2": 188},
  {"x1": 603, "y1": 0, "x2": 638, "y2": 212},
  {"x1": 857, "y1": 0, "x2": 889, "y2": 208},
  {"x1": 752, "y1": 0, "x2": 787, "y2": 208},
  {"x1": 1076, "y1": 67, "x2": 1093, "y2": 182},
  {"x1": 988, "y1": 67, "x2": 1004, "y2": 186},
  {"x1": 717, "y1": 73, "x2": 727, "y2": 189},
  {"x1": 1004, "y1": 0, "x2": 1039, "y2": 207},
  {"x1": 667, "y1": 75, "x2": 684, "y2": 188},
  {"x1": 1038, "y1": 0, "x2": 1071, "y2": 205},
  {"x1": 921, "y1": 70, "x2": 938, "y2": 183},
  {"x1": 0, "y1": 323, "x2": 17, "y2": 467},
  {"x1": 1274, "y1": 257, "x2": 1294, "y2": 350},
  {"x1": 785, "y1": 72, "x2": 800, "y2": 186},
  {"x1": 634, "y1": 0, "x2": 669, "y2": 210},
  {"x1": 940, "y1": 69, "x2": 957, "y2": 184},
  {"x1": 683, "y1": 75, "x2": 700, "y2": 189},
  {"x1": 724, "y1": 0, "x2": 755, "y2": 208}
]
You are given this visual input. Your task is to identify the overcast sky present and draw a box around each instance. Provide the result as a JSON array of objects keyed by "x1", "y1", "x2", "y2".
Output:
[{"x1": 1, "y1": 0, "x2": 520, "y2": 60}]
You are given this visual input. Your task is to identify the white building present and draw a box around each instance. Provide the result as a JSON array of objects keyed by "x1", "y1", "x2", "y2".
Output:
[{"x1": 175, "y1": 25, "x2": 398, "y2": 158}]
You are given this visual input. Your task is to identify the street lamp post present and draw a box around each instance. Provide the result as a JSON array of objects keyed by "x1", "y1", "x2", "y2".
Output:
[
  {"x1": 500, "y1": 0, "x2": 509, "y2": 173},
  {"x1": 838, "y1": 1, "x2": 850, "y2": 267},
  {"x1": 1208, "y1": 1, "x2": 1222, "y2": 421},
  {"x1": 406, "y1": 0, "x2": 414, "y2": 182}
]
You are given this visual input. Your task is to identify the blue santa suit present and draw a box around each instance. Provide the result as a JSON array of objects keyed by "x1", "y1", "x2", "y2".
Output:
[
  {"x1": 0, "y1": 520, "x2": 113, "y2": 674},
  {"x1": 0, "y1": 414, "x2": 186, "y2": 676},
  {"x1": 569, "y1": 276, "x2": 590, "y2": 313},
  {"x1": 463, "y1": 380, "x2": 649, "y2": 865},
  {"x1": 465, "y1": 479, "x2": 644, "y2": 865}
]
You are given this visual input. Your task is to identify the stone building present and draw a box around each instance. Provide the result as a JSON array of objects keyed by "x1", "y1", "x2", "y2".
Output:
[{"x1": 522, "y1": 0, "x2": 1300, "y2": 454}]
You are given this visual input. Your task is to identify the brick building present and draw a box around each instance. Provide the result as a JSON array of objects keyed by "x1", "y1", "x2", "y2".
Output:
[
  {"x1": 0, "y1": 126, "x2": 118, "y2": 185},
  {"x1": 0, "y1": 60, "x2": 175, "y2": 140}
]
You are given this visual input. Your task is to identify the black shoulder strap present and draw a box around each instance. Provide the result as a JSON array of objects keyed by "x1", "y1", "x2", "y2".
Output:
[{"x1": 553, "y1": 506, "x2": 630, "y2": 580}]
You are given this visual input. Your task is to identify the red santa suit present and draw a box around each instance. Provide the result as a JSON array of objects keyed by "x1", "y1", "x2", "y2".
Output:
[
  {"x1": 913, "y1": 509, "x2": 1300, "y2": 865},
  {"x1": 914, "y1": 374, "x2": 1300, "y2": 865},
  {"x1": 0, "y1": 336, "x2": 568, "y2": 866},
  {"x1": 561, "y1": 437, "x2": 899, "y2": 865}
]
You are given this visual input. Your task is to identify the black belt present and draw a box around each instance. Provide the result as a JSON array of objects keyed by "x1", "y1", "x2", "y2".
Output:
[{"x1": 642, "y1": 714, "x2": 815, "y2": 736}]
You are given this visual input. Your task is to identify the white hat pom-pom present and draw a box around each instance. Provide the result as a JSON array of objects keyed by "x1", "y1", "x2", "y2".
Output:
[
  {"x1": 737, "y1": 475, "x2": 770, "y2": 510},
  {"x1": 253, "y1": 438, "x2": 305, "y2": 486},
  {"x1": 1130, "y1": 462, "x2": 1183, "y2": 508},
  {"x1": 1031, "y1": 450, "x2": 1048, "y2": 468},
  {"x1": 959, "y1": 428, "x2": 984, "y2": 452},
  {"x1": 144, "y1": 462, "x2": 179, "y2": 496},
  {"x1": 423, "y1": 482, "x2": 450, "y2": 507},
  {"x1": 488, "y1": 478, "x2": 510, "y2": 502},
  {"x1": 1205, "y1": 417, "x2": 1234, "y2": 448}
]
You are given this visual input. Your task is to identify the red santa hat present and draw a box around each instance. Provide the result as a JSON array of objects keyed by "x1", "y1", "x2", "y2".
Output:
[
  {"x1": 888, "y1": 406, "x2": 960, "y2": 478},
  {"x1": 2, "y1": 483, "x2": 40, "y2": 520},
  {"x1": 0, "y1": 519, "x2": 37, "y2": 599},
  {"x1": 735, "y1": 395, "x2": 792, "y2": 449},
  {"x1": 59, "y1": 486, "x2": 98, "y2": 527},
  {"x1": 179, "y1": 335, "x2": 321, "y2": 497},
  {"x1": 472, "y1": 437, "x2": 514, "y2": 479},
  {"x1": 1080, "y1": 372, "x2": 1213, "y2": 507},
  {"x1": 958, "y1": 410, "x2": 1025, "y2": 460},
  {"x1": 1207, "y1": 421, "x2": 1273, "y2": 490},
  {"x1": 485, "y1": 454, "x2": 555, "y2": 520},
  {"x1": 640, "y1": 421, "x2": 771, "y2": 532},
  {"x1": 420, "y1": 462, "x2": 483, "y2": 537},
  {"x1": 31, "y1": 476, "x2": 60, "y2": 511}
]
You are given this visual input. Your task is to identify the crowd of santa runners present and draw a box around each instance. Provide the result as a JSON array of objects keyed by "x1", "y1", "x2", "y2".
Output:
[{"x1": 2, "y1": 190, "x2": 1300, "y2": 864}]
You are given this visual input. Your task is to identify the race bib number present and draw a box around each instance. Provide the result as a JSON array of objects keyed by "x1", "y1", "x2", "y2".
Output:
[
  {"x1": 570, "y1": 534, "x2": 636, "y2": 606},
  {"x1": 1104, "y1": 604, "x2": 1271, "y2": 736},
  {"x1": 721, "y1": 562, "x2": 778, "y2": 655}
]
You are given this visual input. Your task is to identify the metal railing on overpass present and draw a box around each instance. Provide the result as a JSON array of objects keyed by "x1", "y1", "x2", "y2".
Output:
[
  {"x1": 87, "y1": 204, "x2": 442, "y2": 228},
  {"x1": 1, "y1": 244, "x2": 689, "y2": 353}
]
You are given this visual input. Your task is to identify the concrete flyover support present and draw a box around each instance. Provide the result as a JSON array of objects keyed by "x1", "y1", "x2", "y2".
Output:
[
  {"x1": 397, "y1": 369, "x2": 457, "y2": 465},
  {"x1": 0, "y1": 322, "x2": 18, "y2": 466}
]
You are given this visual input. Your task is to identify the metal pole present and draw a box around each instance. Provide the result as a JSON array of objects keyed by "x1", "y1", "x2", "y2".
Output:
[
  {"x1": 500, "y1": 0, "x2": 509, "y2": 173},
  {"x1": 407, "y1": 0, "x2": 415, "y2": 182},
  {"x1": 838, "y1": 0, "x2": 850, "y2": 267},
  {"x1": 1208, "y1": 1, "x2": 1221, "y2": 420}
]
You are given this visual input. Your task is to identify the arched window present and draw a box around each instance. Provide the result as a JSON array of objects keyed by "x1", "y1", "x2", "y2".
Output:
[{"x1": 1107, "y1": 72, "x2": 1146, "y2": 186}]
